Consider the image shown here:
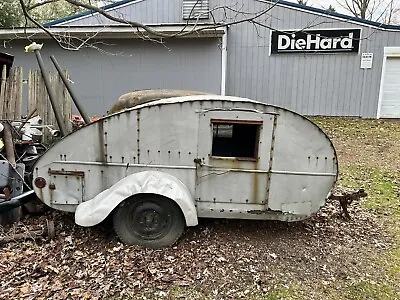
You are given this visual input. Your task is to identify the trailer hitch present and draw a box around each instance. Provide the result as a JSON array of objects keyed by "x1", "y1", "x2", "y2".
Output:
[{"x1": 329, "y1": 188, "x2": 368, "y2": 219}]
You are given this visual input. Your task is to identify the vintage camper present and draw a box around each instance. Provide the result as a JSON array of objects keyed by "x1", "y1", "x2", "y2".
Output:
[{"x1": 32, "y1": 95, "x2": 338, "y2": 248}]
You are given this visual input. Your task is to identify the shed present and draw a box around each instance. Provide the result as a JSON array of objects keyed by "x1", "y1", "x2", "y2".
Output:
[{"x1": 1, "y1": 0, "x2": 400, "y2": 118}]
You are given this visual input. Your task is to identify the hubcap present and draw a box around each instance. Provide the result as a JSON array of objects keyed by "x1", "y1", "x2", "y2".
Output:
[{"x1": 128, "y1": 202, "x2": 170, "y2": 240}]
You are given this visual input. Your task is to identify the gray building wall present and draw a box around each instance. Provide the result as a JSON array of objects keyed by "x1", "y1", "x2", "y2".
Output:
[
  {"x1": 60, "y1": 0, "x2": 183, "y2": 26},
  {"x1": 3, "y1": 0, "x2": 400, "y2": 117},
  {"x1": 2, "y1": 38, "x2": 222, "y2": 116},
  {"x1": 222, "y1": 0, "x2": 400, "y2": 117}
]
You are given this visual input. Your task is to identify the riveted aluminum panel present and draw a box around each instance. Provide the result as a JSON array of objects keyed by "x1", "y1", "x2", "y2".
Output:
[
  {"x1": 49, "y1": 173, "x2": 84, "y2": 205},
  {"x1": 266, "y1": 109, "x2": 337, "y2": 215},
  {"x1": 195, "y1": 109, "x2": 275, "y2": 205},
  {"x1": 33, "y1": 96, "x2": 338, "y2": 222}
]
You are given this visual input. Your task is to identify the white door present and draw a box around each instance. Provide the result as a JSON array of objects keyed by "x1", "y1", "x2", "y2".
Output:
[{"x1": 379, "y1": 57, "x2": 400, "y2": 118}]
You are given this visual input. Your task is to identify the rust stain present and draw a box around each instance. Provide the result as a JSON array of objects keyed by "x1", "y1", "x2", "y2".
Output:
[
  {"x1": 48, "y1": 170, "x2": 85, "y2": 177},
  {"x1": 265, "y1": 114, "x2": 278, "y2": 208},
  {"x1": 2, "y1": 187, "x2": 10, "y2": 200},
  {"x1": 211, "y1": 118, "x2": 263, "y2": 125},
  {"x1": 97, "y1": 121, "x2": 106, "y2": 163},
  {"x1": 136, "y1": 110, "x2": 141, "y2": 164}
]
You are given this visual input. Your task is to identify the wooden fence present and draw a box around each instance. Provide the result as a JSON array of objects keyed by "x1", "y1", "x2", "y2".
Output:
[
  {"x1": 0, "y1": 66, "x2": 22, "y2": 120},
  {"x1": 0, "y1": 65, "x2": 72, "y2": 134}
]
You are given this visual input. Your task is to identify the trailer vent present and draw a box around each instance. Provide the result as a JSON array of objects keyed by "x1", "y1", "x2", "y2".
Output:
[{"x1": 182, "y1": 0, "x2": 209, "y2": 20}]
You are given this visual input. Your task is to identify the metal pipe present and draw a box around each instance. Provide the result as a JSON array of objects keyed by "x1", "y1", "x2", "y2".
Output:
[
  {"x1": 34, "y1": 50, "x2": 68, "y2": 136},
  {"x1": 17, "y1": 107, "x2": 37, "y2": 132},
  {"x1": 3, "y1": 122, "x2": 16, "y2": 167},
  {"x1": 0, "y1": 190, "x2": 35, "y2": 213},
  {"x1": 50, "y1": 55, "x2": 91, "y2": 125},
  {"x1": 220, "y1": 26, "x2": 228, "y2": 96}
]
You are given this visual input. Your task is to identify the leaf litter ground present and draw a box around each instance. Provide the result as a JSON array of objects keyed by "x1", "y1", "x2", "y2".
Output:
[{"x1": 0, "y1": 117, "x2": 399, "y2": 299}]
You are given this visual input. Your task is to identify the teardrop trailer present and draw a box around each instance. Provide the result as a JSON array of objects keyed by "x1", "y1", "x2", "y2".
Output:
[{"x1": 31, "y1": 94, "x2": 339, "y2": 248}]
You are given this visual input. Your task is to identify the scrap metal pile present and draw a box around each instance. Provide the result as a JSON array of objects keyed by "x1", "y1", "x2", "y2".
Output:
[
  {"x1": 0, "y1": 44, "x2": 91, "y2": 228},
  {"x1": 0, "y1": 116, "x2": 61, "y2": 225}
]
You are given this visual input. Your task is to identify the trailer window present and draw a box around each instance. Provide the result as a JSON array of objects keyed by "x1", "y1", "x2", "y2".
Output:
[{"x1": 211, "y1": 121, "x2": 260, "y2": 159}]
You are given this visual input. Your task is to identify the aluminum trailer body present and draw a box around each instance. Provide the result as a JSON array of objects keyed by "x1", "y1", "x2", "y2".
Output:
[{"x1": 32, "y1": 95, "x2": 338, "y2": 247}]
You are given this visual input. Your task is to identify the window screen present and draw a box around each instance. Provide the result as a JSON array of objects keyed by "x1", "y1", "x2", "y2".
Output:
[{"x1": 211, "y1": 122, "x2": 260, "y2": 159}]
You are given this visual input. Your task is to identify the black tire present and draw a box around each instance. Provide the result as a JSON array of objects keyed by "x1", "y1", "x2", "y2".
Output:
[
  {"x1": 113, "y1": 194, "x2": 185, "y2": 248},
  {"x1": 0, "y1": 207, "x2": 22, "y2": 226}
]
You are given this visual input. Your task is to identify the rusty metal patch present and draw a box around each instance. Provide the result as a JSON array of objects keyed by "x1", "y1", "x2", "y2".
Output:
[{"x1": 48, "y1": 170, "x2": 85, "y2": 177}]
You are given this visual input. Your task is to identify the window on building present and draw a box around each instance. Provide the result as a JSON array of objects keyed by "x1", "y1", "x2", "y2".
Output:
[{"x1": 211, "y1": 121, "x2": 261, "y2": 159}]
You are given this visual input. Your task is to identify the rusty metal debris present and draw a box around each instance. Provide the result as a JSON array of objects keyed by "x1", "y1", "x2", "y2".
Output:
[
  {"x1": 329, "y1": 189, "x2": 368, "y2": 219},
  {"x1": 0, "y1": 118, "x2": 49, "y2": 225},
  {"x1": 0, "y1": 220, "x2": 55, "y2": 245}
]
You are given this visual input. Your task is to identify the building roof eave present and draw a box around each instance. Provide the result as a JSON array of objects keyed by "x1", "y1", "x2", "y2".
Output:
[
  {"x1": 0, "y1": 24, "x2": 226, "y2": 40},
  {"x1": 261, "y1": 0, "x2": 400, "y2": 31}
]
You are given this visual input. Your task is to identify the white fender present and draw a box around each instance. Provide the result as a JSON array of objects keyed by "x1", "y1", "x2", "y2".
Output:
[{"x1": 75, "y1": 171, "x2": 198, "y2": 227}]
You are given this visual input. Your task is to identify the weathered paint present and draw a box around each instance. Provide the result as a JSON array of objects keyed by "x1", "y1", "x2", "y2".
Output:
[
  {"x1": 33, "y1": 96, "x2": 338, "y2": 224},
  {"x1": 75, "y1": 171, "x2": 198, "y2": 227}
]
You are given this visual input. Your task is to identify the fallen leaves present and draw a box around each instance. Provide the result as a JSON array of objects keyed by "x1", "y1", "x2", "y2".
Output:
[{"x1": 0, "y1": 117, "x2": 399, "y2": 299}]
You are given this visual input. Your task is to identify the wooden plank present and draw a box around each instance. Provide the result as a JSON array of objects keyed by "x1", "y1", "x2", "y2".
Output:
[
  {"x1": 26, "y1": 68, "x2": 73, "y2": 142},
  {"x1": 8, "y1": 69, "x2": 13, "y2": 119},
  {"x1": 63, "y1": 70, "x2": 72, "y2": 132},
  {"x1": 7, "y1": 68, "x2": 14, "y2": 119},
  {"x1": 13, "y1": 67, "x2": 22, "y2": 120},
  {"x1": 4, "y1": 68, "x2": 13, "y2": 119},
  {"x1": 0, "y1": 65, "x2": 6, "y2": 118},
  {"x1": 48, "y1": 72, "x2": 56, "y2": 129},
  {"x1": 27, "y1": 69, "x2": 36, "y2": 116},
  {"x1": 38, "y1": 70, "x2": 46, "y2": 125}
]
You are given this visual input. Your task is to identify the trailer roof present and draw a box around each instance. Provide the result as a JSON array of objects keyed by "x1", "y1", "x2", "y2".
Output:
[{"x1": 111, "y1": 94, "x2": 266, "y2": 113}]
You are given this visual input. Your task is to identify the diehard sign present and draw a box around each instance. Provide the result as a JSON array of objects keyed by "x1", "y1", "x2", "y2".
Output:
[
  {"x1": 360, "y1": 53, "x2": 373, "y2": 69},
  {"x1": 271, "y1": 29, "x2": 361, "y2": 54}
]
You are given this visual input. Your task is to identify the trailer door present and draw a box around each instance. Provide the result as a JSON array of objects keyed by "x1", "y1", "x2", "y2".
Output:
[{"x1": 195, "y1": 109, "x2": 276, "y2": 215}]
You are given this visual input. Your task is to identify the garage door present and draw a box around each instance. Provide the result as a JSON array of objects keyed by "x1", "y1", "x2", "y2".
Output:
[
  {"x1": 379, "y1": 57, "x2": 400, "y2": 118},
  {"x1": 65, "y1": 38, "x2": 222, "y2": 116}
]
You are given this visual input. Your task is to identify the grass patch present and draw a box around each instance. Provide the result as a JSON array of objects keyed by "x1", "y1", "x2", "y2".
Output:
[
  {"x1": 339, "y1": 166, "x2": 400, "y2": 217},
  {"x1": 342, "y1": 281, "x2": 396, "y2": 300},
  {"x1": 263, "y1": 286, "x2": 299, "y2": 300},
  {"x1": 338, "y1": 165, "x2": 400, "y2": 296}
]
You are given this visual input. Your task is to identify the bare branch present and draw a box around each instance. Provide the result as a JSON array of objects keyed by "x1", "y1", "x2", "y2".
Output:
[
  {"x1": 27, "y1": 0, "x2": 60, "y2": 11},
  {"x1": 13, "y1": 0, "x2": 397, "y2": 53},
  {"x1": 336, "y1": 0, "x2": 399, "y2": 21}
]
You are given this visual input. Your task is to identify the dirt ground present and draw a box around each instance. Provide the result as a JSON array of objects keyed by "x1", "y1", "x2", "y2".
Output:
[{"x1": 0, "y1": 117, "x2": 399, "y2": 299}]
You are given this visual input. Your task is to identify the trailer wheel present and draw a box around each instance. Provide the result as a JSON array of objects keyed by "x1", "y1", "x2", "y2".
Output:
[{"x1": 113, "y1": 195, "x2": 185, "y2": 248}]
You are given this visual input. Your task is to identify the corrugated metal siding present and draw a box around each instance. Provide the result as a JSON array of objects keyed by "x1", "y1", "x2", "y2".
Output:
[
  {"x1": 13, "y1": 0, "x2": 400, "y2": 117},
  {"x1": 2, "y1": 39, "x2": 221, "y2": 116},
  {"x1": 221, "y1": 1, "x2": 400, "y2": 117},
  {"x1": 62, "y1": 0, "x2": 183, "y2": 26}
]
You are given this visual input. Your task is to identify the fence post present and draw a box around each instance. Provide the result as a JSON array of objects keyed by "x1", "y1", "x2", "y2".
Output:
[{"x1": 28, "y1": 69, "x2": 73, "y2": 143}]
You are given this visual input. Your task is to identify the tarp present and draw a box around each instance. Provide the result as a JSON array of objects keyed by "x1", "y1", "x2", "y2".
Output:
[{"x1": 108, "y1": 89, "x2": 211, "y2": 114}]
